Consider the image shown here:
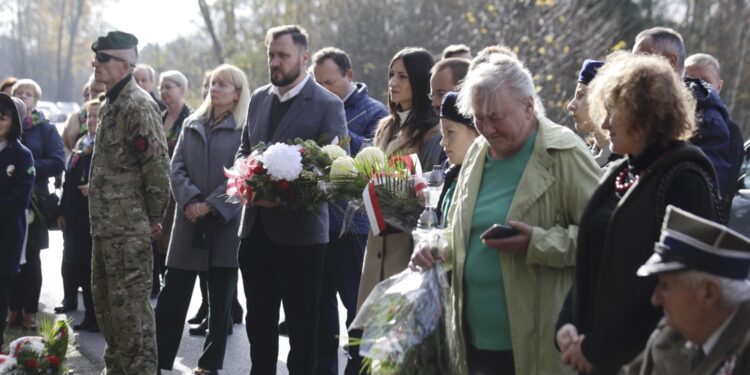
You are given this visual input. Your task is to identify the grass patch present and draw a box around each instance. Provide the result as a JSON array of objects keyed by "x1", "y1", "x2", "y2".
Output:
[{"x1": 3, "y1": 312, "x2": 57, "y2": 352}]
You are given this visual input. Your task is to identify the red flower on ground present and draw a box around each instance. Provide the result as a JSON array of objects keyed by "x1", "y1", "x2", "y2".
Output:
[
  {"x1": 24, "y1": 358, "x2": 38, "y2": 368},
  {"x1": 47, "y1": 354, "x2": 61, "y2": 368},
  {"x1": 277, "y1": 180, "x2": 290, "y2": 191}
]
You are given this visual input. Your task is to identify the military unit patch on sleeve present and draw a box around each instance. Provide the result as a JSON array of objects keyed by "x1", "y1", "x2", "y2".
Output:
[{"x1": 133, "y1": 135, "x2": 149, "y2": 153}]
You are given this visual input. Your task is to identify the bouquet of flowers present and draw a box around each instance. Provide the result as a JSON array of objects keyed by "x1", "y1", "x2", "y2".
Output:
[
  {"x1": 3, "y1": 318, "x2": 71, "y2": 374},
  {"x1": 225, "y1": 138, "x2": 336, "y2": 211},
  {"x1": 350, "y1": 268, "x2": 452, "y2": 373},
  {"x1": 327, "y1": 146, "x2": 426, "y2": 234}
]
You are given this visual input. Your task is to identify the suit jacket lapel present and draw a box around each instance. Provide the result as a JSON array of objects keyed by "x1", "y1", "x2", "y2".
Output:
[
  {"x1": 271, "y1": 78, "x2": 313, "y2": 142},
  {"x1": 255, "y1": 87, "x2": 275, "y2": 143}
]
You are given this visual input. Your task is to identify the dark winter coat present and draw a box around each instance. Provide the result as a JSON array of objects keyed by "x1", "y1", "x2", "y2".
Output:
[
  {"x1": 557, "y1": 141, "x2": 721, "y2": 374},
  {"x1": 58, "y1": 140, "x2": 93, "y2": 264},
  {"x1": 0, "y1": 139, "x2": 35, "y2": 275},
  {"x1": 21, "y1": 109, "x2": 65, "y2": 250},
  {"x1": 685, "y1": 78, "x2": 743, "y2": 205}
]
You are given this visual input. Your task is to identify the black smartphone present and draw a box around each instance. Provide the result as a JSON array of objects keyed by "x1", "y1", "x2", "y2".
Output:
[{"x1": 480, "y1": 224, "x2": 520, "y2": 240}]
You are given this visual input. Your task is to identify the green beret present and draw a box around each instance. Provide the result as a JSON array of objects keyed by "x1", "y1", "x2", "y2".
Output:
[{"x1": 91, "y1": 31, "x2": 138, "y2": 52}]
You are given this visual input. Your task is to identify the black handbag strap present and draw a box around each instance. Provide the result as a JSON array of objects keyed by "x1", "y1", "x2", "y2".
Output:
[{"x1": 655, "y1": 161, "x2": 725, "y2": 228}]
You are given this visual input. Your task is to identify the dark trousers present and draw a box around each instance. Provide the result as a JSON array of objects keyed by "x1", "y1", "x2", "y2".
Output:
[
  {"x1": 467, "y1": 345, "x2": 515, "y2": 375},
  {"x1": 61, "y1": 260, "x2": 78, "y2": 309},
  {"x1": 151, "y1": 241, "x2": 166, "y2": 295},
  {"x1": 317, "y1": 232, "x2": 367, "y2": 375},
  {"x1": 156, "y1": 267, "x2": 237, "y2": 371},
  {"x1": 9, "y1": 245, "x2": 42, "y2": 313},
  {"x1": 239, "y1": 222, "x2": 326, "y2": 375},
  {"x1": 61, "y1": 260, "x2": 95, "y2": 320},
  {"x1": 0, "y1": 274, "x2": 11, "y2": 348}
]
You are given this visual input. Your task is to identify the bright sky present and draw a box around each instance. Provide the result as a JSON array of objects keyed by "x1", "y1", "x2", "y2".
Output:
[{"x1": 100, "y1": 0, "x2": 204, "y2": 46}]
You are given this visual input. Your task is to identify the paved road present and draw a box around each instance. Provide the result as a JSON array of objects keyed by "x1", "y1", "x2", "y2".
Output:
[{"x1": 41, "y1": 230, "x2": 351, "y2": 374}]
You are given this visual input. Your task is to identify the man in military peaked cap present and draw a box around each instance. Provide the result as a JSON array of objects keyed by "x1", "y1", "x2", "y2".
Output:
[
  {"x1": 624, "y1": 205, "x2": 750, "y2": 375},
  {"x1": 87, "y1": 30, "x2": 170, "y2": 375}
]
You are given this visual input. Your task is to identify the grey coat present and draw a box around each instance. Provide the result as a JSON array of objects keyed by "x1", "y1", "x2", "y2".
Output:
[
  {"x1": 236, "y1": 77, "x2": 348, "y2": 245},
  {"x1": 167, "y1": 114, "x2": 242, "y2": 271}
]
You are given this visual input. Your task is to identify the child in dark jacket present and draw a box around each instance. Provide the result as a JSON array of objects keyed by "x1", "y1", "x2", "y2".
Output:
[{"x1": 0, "y1": 93, "x2": 34, "y2": 349}]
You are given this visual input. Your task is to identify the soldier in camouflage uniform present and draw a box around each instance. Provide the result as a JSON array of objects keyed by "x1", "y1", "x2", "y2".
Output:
[{"x1": 88, "y1": 31, "x2": 170, "y2": 375}]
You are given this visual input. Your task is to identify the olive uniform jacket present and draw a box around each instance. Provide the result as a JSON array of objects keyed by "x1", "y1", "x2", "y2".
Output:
[
  {"x1": 624, "y1": 300, "x2": 750, "y2": 375},
  {"x1": 89, "y1": 76, "x2": 171, "y2": 239}
]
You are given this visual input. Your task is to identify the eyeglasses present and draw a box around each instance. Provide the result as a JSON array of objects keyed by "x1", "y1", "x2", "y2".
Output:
[
  {"x1": 95, "y1": 52, "x2": 135, "y2": 67},
  {"x1": 428, "y1": 90, "x2": 449, "y2": 101}
]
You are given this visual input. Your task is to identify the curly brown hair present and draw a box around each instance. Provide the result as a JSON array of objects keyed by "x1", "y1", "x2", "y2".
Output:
[{"x1": 588, "y1": 52, "x2": 696, "y2": 146}]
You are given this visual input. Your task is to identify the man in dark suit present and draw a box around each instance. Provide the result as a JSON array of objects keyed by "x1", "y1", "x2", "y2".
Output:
[
  {"x1": 626, "y1": 205, "x2": 750, "y2": 375},
  {"x1": 235, "y1": 25, "x2": 347, "y2": 374}
]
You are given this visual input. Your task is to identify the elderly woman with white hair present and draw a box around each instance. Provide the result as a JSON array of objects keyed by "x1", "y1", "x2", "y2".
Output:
[
  {"x1": 159, "y1": 70, "x2": 191, "y2": 153},
  {"x1": 411, "y1": 54, "x2": 600, "y2": 374},
  {"x1": 153, "y1": 70, "x2": 192, "y2": 297}
]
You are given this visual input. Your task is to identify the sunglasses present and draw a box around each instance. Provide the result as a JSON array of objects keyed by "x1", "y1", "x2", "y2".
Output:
[{"x1": 95, "y1": 52, "x2": 135, "y2": 66}]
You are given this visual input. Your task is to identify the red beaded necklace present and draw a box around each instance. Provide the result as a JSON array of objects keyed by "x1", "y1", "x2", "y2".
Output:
[{"x1": 614, "y1": 166, "x2": 639, "y2": 194}]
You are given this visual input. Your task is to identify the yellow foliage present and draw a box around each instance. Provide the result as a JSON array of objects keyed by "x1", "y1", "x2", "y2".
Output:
[
  {"x1": 480, "y1": 27, "x2": 488, "y2": 34},
  {"x1": 488, "y1": 3, "x2": 496, "y2": 12},
  {"x1": 563, "y1": 45, "x2": 570, "y2": 54},
  {"x1": 545, "y1": 34, "x2": 554, "y2": 44},
  {"x1": 363, "y1": 63, "x2": 376, "y2": 75},
  {"x1": 546, "y1": 74, "x2": 554, "y2": 81},
  {"x1": 611, "y1": 40, "x2": 627, "y2": 52},
  {"x1": 535, "y1": 85, "x2": 543, "y2": 93},
  {"x1": 538, "y1": 46, "x2": 546, "y2": 55},
  {"x1": 466, "y1": 12, "x2": 477, "y2": 24},
  {"x1": 536, "y1": 0, "x2": 556, "y2": 7},
  {"x1": 513, "y1": 46, "x2": 520, "y2": 54}
]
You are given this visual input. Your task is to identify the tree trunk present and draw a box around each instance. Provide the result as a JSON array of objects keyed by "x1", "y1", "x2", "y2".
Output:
[
  {"x1": 56, "y1": 0, "x2": 68, "y2": 100},
  {"x1": 58, "y1": 0, "x2": 85, "y2": 102},
  {"x1": 198, "y1": 0, "x2": 225, "y2": 64}
]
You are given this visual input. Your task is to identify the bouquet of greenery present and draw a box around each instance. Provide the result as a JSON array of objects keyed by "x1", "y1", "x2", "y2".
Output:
[
  {"x1": 350, "y1": 262, "x2": 452, "y2": 374},
  {"x1": 327, "y1": 146, "x2": 426, "y2": 234},
  {"x1": 225, "y1": 138, "x2": 339, "y2": 211},
  {"x1": 3, "y1": 318, "x2": 71, "y2": 374}
]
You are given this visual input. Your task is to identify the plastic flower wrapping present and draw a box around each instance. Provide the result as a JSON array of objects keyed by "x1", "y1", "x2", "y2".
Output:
[
  {"x1": 328, "y1": 147, "x2": 427, "y2": 234},
  {"x1": 4, "y1": 318, "x2": 71, "y2": 374},
  {"x1": 225, "y1": 138, "x2": 334, "y2": 211},
  {"x1": 350, "y1": 264, "x2": 453, "y2": 374}
]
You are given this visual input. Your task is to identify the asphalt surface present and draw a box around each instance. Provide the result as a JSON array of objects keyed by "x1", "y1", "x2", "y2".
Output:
[{"x1": 41, "y1": 230, "x2": 351, "y2": 374}]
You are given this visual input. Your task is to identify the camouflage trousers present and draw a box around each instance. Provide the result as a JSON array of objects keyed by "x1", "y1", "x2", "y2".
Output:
[{"x1": 92, "y1": 235, "x2": 157, "y2": 375}]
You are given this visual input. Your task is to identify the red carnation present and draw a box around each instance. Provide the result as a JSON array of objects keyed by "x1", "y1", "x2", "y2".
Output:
[
  {"x1": 24, "y1": 358, "x2": 38, "y2": 368},
  {"x1": 249, "y1": 159, "x2": 265, "y2": 174},
  {"x1": 47, "y1": 354, "x2": 61, "y2": 368},
  {"x1": 277, "y1": 180, "x2": 290, "y2": 191}
]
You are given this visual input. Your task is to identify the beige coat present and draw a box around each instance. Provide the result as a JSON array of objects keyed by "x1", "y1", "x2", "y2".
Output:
[
  {"x1": 356, "y1": 119, "x2": 442, "y2": 309},
  {"x1": 443, "y1": 116, "x2": 600, "y2": 374}
]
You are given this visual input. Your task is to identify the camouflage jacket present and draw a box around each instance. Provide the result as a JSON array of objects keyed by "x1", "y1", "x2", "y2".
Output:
[{"x1": 89, "y1": 76, "x2": 170, "y2": 238}]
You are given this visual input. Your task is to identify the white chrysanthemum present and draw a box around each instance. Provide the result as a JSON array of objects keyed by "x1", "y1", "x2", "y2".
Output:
[
  {"x1": 232, "y1": 157, "x2": 249, "y2": 176},
  {"x1": 9, "y1": 336, "x2": 45, "y2": 356},
  {"x1": 354, "y1": 147, "x2": 385, "y2": 169},
  {"x1": 0, "y1": 355, "x2": 16, "y2": 372},
  {"x1": 330, "y1": 156, "x2": 358, "y2": 177},
  {"x1": 322, "y1": 144, "x2": 348, "y2": 161},
  {"x1": 262, "y1": 143, "x2": 303, "y2": 181}
]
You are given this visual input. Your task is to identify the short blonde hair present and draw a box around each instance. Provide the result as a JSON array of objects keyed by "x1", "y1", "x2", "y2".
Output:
[
  {"x1": 11, "y1": 78, "x2": 42, "y2": 100},
  {"x1": 588, "y1": 53, "x2": 696, "y2": 145}
]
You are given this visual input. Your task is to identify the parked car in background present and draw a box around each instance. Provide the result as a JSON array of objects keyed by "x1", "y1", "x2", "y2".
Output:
[{"x1": 37, "y1": 100, "x2": 67, "y2": 123}]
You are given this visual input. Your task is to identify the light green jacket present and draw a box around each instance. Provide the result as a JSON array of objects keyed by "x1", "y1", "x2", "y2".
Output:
[{"x1": 443, "y1": 116, "x2": 601, "y2": 374}]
